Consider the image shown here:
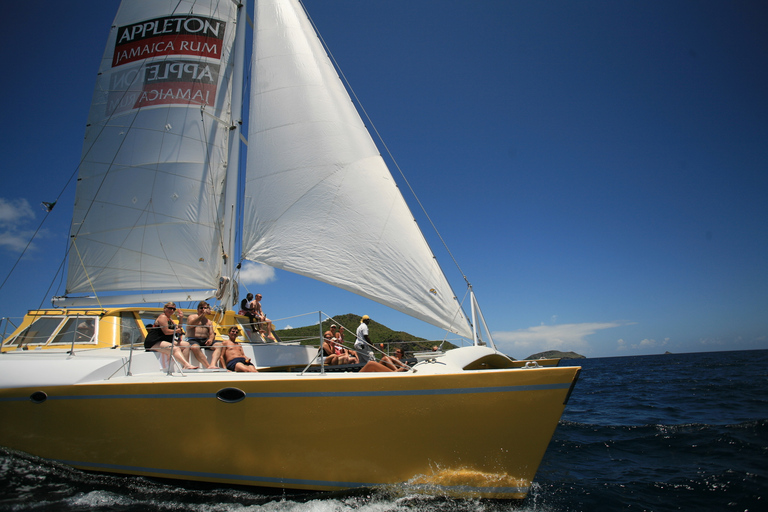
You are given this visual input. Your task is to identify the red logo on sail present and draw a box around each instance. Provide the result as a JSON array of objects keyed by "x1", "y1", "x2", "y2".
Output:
[
  {"x1": 108, "y1": 60, "x2": 220, "y2": 114},
  {"x1": 113, "y1": 15, "x2": 226, "y2": 67}
]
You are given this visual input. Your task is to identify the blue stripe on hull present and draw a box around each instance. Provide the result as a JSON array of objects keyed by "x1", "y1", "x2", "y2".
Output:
[{"x1": 0, "y1": 382, "x2": 570, "y2": 402}]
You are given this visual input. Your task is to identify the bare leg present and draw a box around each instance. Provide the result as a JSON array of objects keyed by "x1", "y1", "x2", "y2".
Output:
[
  {"x1": 189, "y1": 345, "x2": 207, "y2": 368},
  {"x1": 177, "y1": 340, "x2": 192, "y2": 361},
  {"x1": 208, "y1": 343, "x2": 224, "y2": 368},
  {"x1": 153, "y1": 341, "x2": 198, "y2": 369},
  {"x1": 379, "y1": 356, "x2": 398, "y2": 371},
  {"x1": 174, "y1": 346, "x2": 198, "y2": 369},
  {"x1": 235, "y1": 362, "x2": 258, "y2": 372},
  {"x1": 359, "y1": 361, "x2": 393, "y2": 372}
]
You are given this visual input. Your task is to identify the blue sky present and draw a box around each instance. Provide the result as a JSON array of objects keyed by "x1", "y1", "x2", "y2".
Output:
[{"x1": 1, "y1": 1, "x2": 766, "y2": 358}]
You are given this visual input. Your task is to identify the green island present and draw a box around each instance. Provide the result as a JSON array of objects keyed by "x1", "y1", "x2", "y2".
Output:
[
  {"x1": 274, "y1": 313, "x2": 458, "y2": 354},
  {"x1": 525, "y1": 350, "x2": 586, "y2": 360}
]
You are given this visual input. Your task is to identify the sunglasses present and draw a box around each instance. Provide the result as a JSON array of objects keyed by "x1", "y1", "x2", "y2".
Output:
[{"x1": 166, "y1": 307, "x2": 176, "y2": 310}]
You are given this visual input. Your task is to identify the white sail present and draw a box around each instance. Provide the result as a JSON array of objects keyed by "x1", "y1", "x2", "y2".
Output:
[
  {"x1": 65, "y1": 0, "x2": 239, "y2": 297},
  {"x1": 241, "y1": 0, "x2": 472, "y2": 338}
]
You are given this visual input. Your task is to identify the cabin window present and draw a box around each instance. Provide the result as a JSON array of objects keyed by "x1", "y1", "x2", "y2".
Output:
[
  {"x1": 138, "y1": 312, "x2": 159, "y2": 329},
  {"x1": 6, "y1": 317, "x2": 64, "y2": 347},
  {"x1": 120, "y1": 312, "x2": 145, "y2": 346},
  {"x1": 234, "y1": 319, "x2": 265, "y2": 343},
  {"x1": 50, "y1": 318, "x2": 97, "y2": 345}
]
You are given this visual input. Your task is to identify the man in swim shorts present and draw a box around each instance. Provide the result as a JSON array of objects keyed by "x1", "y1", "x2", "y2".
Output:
[
  {"x1": 222, "y1": 326, "x2": 258, "y2": 372},
  {"x1": 185, "y1": 301, "x2": 223, "y2": 369}
]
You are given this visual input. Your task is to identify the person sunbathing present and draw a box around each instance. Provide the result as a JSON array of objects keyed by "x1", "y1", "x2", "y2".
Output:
[{"x1": 221, "y1": 327, "x2": 258, "y2": 372}]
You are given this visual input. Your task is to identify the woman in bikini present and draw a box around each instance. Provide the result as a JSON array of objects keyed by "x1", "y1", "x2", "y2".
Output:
[{"x1": 143, "y1": 302, "x2": 197, "y2": 369}]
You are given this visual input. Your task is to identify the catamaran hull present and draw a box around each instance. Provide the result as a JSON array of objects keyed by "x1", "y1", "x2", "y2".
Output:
[{"x1": 0, "y1": 366, "x2": 578, "y2": 499}]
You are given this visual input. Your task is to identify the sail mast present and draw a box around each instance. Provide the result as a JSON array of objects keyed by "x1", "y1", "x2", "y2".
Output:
[{"x1": 220, "y1": 0, "x2": 248, "y2": 311}]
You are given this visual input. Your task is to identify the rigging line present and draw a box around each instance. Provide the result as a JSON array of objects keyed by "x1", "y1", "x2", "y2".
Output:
[
  {"x1": 0, "y1": 207, "x2": 61, "y2": 295},
  {"x1": 70, "y1": 1, "x2": 190, "y2": 240},
  {"x1": 72, "y1": 0, "x2": 206, "y2": 245},
  {"x1": 0, "y1": 138, "x2": 85, "y2": 296},
  {"x1": 51, "y1": 244, "x2": 69, "y2": 303},
  {"x1": 144, "y1": 200, "x2": 189, "y2": 290},
  {"x1": 199, "y1": 105, "x2": 228, "y2": 263},
  {"x1": 301, "y1": 1, "x2": 470, "y2": 290},
  {"x1": 71, "y1": 238, "x2": 104, "y2": 310},
  {"x1": 95, "y1": 198, "x2": 160, "y2": 294},
  {"x1": 70, "y1": 109, "x2": 148, "y2": 242},
  {"x1": 156, "y1": 0, "x2": 238, "y2": 294},
  {"x1": 9, "y1": 0, "x2": 217, "y2": 305}
]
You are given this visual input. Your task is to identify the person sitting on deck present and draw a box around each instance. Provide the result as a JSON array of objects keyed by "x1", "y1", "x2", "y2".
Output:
[
  {"x1": 359, "y1": 361, "x2": 397, "y2": 372},
  {"x1": 143, "y1": 302, "x2": 197, "y2": 370},
  {"x1": 239, "y1": 293, "x2": 257, "y2": 332},
  {"x1": 327, "y1": 324, "x2": 358, "y2": 363},
  {"x1": 322, "y1": 332, "x2": 356, "y2": 365},
  {"x1": 185, "y1": 301, "x2": 223, "y2": 369},
  {"x1": 250, "y1": 293, "x2": 277, "y2": 341},
  {"x1": 322, "y1": 328, "x2": 357, "y2": 365},
  {"x1": 221, "y1": 326, "x2": 258, "y2": 372},
  {"x1": 329, "y1": 323, "x2": 343, "y2": 344},
  {"x1": 354, "y1": 316, "x2": 404, "y2": 371},
  {"x1": 390, "y1": 347, "x2": 410, "y2": 370},
  {"x1": 322, "y1": 333, "x2": 340, "y2": 365}
]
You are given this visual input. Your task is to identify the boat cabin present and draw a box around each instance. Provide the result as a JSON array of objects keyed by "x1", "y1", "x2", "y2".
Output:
[{"x1": 1, "y1": 307, "x2": 270, "y2": 353}]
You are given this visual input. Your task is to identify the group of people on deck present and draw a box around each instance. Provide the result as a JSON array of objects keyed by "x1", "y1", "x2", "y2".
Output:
[
  {"x1": 354, "y1": 315, "x2": 409, "y2": 372},
  {"x1": 322, "y1": 323, "x2": 357, "y2": 365},
  {"x1": 144, "y1": 301, "x2": 409, "y2": 373},
  {"x1": 143, "y1": 301, "x2": 257, "y2": 372},
  {"x1": 322, "y1": 317, "x2": 409, "y2": 372},
  {"x1": 239, "y1": 293, "x2": 276, "y2": 341}
]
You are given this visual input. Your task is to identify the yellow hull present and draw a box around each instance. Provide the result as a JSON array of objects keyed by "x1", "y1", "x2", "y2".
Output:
[{"x1": 0, "y1": 366, "x2": 578, "y2": 499}]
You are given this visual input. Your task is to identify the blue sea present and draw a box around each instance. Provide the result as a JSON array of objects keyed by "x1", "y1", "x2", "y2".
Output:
[{"x1": 1, "y1": 349, "x2": 766, "y2": 511}]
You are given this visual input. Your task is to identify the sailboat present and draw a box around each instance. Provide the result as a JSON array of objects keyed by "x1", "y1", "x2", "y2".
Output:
[{"x1": 0, "y1": 0, "x2": 580, "y2": 500}]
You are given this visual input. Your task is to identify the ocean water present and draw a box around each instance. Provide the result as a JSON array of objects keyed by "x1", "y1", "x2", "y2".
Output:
[{"x1": 1, "y1": 349, "x2": 765, "y2": 511}]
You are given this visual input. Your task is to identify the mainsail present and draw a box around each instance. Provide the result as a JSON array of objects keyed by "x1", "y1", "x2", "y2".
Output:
[
  {"x1": 241, "y1": 0, "x2": 472, "y2": 338},
  {"x1": 66, "y1": 1, "x2": 239, "y2": 298}
]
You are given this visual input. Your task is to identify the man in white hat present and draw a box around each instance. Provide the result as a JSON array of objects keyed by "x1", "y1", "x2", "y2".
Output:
[{"x1": 354, "y1": 315, "x2": 375, "y2": 364}]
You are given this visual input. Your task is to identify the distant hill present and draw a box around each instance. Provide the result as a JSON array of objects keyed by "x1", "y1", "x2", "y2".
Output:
[
  {"x1": 525, "y1": 350, "x2": 586, "y2": 360},
  {"x1": 274, "y1": 313, "x2": 457, "y2": 353}
]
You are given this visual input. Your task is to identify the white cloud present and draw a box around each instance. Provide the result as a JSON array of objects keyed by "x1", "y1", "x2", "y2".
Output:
[
  {"x1": 0, "y1": 230, "x2": 36, "y2": 252},
  {"x1": 0, "y1": 198, "x2": 35, "y2": 227},
  {"x1": 617, "y1": 336, "x2": 670, "y2": 351},
  {"x1": 493, "y1": 321, "x2": 626, "y2": 355},
  {"x1": 0, "y1": 198, "x2": 37, "y2": 253},
  {"x1": 239, "y1": 261, "x2": 276, "y2": 285}
]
